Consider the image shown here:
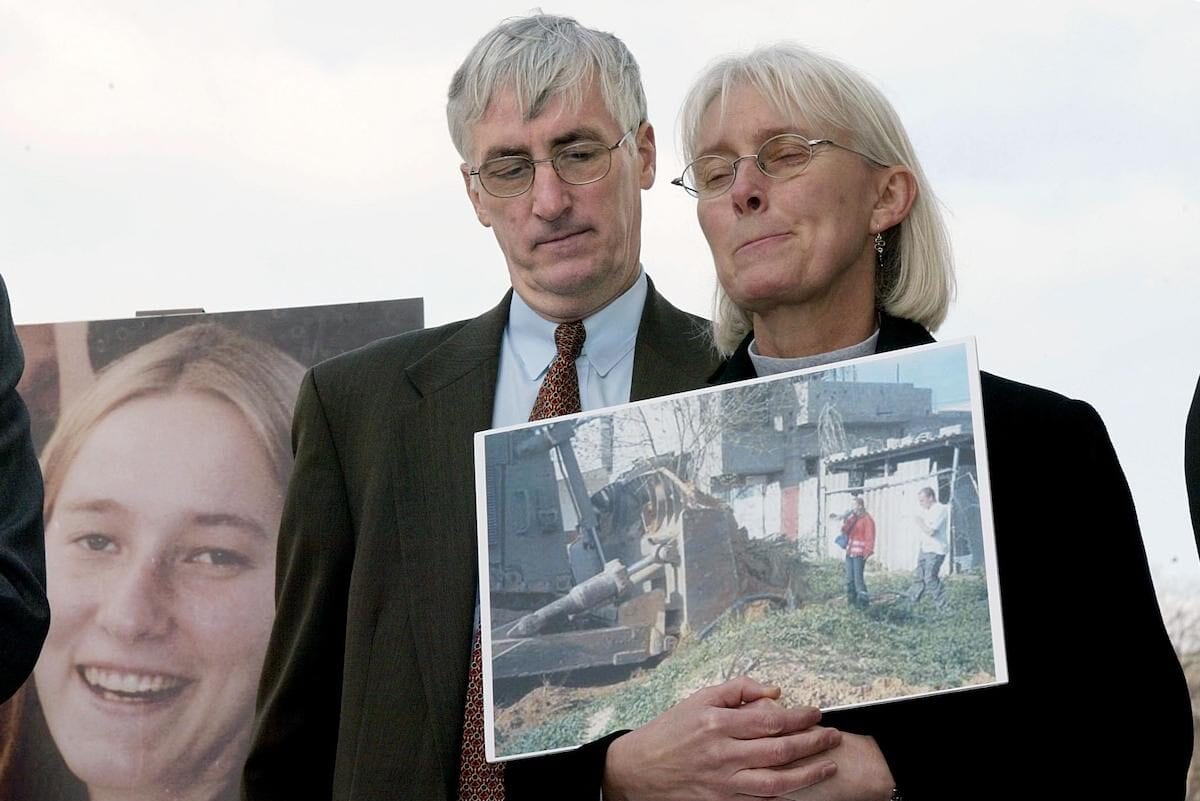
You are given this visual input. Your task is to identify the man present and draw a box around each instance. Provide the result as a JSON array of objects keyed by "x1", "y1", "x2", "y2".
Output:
[
  {"x1": 905, "y1": 486, "x2": 948, "y2": 607},
  {"x1": 0, "y1": 274, "x2": 50, "y2": 702},
  {"x1": 841, "y1": 495, "x2": 875, "y2": 608},
  {"x1": 245, "y1": 15, "x2": 843, "y2": 801}
]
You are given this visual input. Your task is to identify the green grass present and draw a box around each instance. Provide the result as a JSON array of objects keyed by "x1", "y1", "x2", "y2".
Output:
[
  {"x1": 769, "y1": 565, "x2": 996, "y2": 687},
  {"x1": 499, "y1": 709, "x2": 588, "y2": 755},
  {"x1": 498, "y1": 560, "x2": 996, "y2": 754}
]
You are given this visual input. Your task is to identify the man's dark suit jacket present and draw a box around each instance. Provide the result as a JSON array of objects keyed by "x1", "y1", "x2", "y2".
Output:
[
  {"x1": 713, "y1": 313, "x2": 1193, "y2": 800},
  {"x1": 244, "y1": 280, "x2": 719, "y2": 801},
  {"x1": 0, "y1": 275, "x2": 49, "y2": 703}
]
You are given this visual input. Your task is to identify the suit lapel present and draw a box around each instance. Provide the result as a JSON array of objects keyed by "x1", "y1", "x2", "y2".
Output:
[
  {"x1": 389, "y1": 295, "x2": 509, "y2": 787},
  {"x1": 631, "y1": 278, "x2": 720, "y2": 400}
]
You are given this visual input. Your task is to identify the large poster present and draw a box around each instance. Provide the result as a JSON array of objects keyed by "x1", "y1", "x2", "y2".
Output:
[{"x1": 0, "y1": 298, "x2": 421, "y2": 800}]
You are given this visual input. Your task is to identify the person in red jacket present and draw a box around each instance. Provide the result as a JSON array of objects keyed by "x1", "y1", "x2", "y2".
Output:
[{"x1": 841, "y1": 495, "x2": 876, "y2": 608}]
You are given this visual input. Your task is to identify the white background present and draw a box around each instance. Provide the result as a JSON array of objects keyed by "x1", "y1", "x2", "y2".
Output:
[{"x1": 2, "y1": 1, "x2": 1197, "y2": 608}]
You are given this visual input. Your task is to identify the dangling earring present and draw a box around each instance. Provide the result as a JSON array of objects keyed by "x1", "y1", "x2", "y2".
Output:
[{"x1": 874, "y1": 232, "x2": 885, "y2": 270}]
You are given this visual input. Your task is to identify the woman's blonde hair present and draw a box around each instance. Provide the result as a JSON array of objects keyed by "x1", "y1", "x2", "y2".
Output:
[
  {"x1": 40, "y1": 323, "x2": 305, "y2": 518},
  {"x1": 679, "y1": 43, "x2": 956, "y2": 355}
]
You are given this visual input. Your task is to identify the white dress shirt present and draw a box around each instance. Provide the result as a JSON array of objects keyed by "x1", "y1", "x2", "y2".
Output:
[{"x1": 492, "y1": 269, "x2": 647, "y2": 427}]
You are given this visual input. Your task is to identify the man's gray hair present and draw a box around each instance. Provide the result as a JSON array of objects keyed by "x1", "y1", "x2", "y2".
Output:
[
  {"x1": 447, "y1": 13, "x2": 647, "y2": 162},
  {"x1": 679, "y1": 43, "x2": 956, "y2": 356}
]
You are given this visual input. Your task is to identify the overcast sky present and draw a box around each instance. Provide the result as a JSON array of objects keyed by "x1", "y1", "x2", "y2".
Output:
[{"x1": 2, "y1": 0, "x2": 1198, "y2": 600}]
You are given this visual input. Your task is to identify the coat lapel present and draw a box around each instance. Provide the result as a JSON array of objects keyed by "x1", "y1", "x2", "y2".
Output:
[
  {"x1": 631, "y1": 278, "x2": 720, "y2": 400},
  {"x1": 389, "y1": 294, "x2": 509, "y2": 789}
]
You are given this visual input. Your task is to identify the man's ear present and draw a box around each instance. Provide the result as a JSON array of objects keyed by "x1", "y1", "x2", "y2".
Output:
[
  {"x1": 462, "y1": 164, "x2": 492, "y2": 228},
  {"x1": 870, "y1": 165, "x2": 917, "y2": 234},
  {"x1": 636, "y1": 122, "x2": 657, "y2": 190}
]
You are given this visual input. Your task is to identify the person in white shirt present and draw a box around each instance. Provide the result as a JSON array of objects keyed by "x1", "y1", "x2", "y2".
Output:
[{"x1": 905, "y1": 486, "x2": 948, "y2": 607}]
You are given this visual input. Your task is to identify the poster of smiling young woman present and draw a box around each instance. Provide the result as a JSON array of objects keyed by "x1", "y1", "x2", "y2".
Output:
[{"x1": 0, "y1": 298, "x2": 421, "y2": 801}]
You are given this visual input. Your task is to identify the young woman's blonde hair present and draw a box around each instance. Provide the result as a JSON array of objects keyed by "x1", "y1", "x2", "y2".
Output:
[{"x1": 40, "y1": 323, "x2": 305, "y2": 518}]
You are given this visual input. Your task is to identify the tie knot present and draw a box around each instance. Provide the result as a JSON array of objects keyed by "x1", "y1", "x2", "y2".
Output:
[{"x1": 554, "y1": 320, "x2": 586, "y2": 361}]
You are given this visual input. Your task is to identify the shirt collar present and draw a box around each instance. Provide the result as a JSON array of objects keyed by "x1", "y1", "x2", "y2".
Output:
[{"x1": 507, "y1": 267, "x2": 647, "y2": 381}]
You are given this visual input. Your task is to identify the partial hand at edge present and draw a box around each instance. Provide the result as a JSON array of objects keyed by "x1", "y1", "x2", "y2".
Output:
[{"x1": 601, "y1": 676, "x2": 841, "y2": 801}]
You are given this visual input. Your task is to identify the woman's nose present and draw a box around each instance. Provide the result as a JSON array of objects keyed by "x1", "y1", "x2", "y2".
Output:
[
  {"x1": 729, "y1": 159, "x2": 768, "y2": 215},
  {"x1": 95, "y1": 554, "x2": 174, "y2": 642}
]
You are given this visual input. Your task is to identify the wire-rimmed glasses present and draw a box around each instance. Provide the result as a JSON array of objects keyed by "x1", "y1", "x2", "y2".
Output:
[
  {"x1": 469, "y1": 129, "x2": 635, "y2": 198},
  {"x1": 671, "y1": 133, "x2": 888, "y2": 199}
]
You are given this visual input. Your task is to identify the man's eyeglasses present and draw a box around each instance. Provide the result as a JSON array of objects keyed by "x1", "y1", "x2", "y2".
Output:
[
  {"x1": 470, "y1": 129, "x2": 636, "y2": 198},
  {"x1": 671, "y1": 133, "x2": 888, "y2": 199}
]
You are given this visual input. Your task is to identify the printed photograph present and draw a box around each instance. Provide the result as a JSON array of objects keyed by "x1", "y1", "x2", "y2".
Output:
[
  {"x1": 0, "y1": 298, "x2": 422, "y2": 801},
  {"x1": 476, "y1": 339, "x2": 1005, "y2": 760}
]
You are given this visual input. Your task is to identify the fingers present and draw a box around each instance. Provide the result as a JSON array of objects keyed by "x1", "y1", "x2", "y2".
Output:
[
  {"x1": 730, "y1": 756, "x2": 838, "y2": 799},
  {"x1": 694, "y1": 675, "x2": 783, "y2": 708},
  {"x1": 731, "y1": 725, "x2": 842, "y2": 770},
  {"x1": 603, "y1": 682, "x2": 842, "y2": 801},
  {"x1": 712, "y1": 697, "x2": 823, "y2": 739}
]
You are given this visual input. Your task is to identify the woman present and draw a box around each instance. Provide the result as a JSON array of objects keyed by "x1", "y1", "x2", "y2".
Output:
[
  {"x1": 0, "y1": 323, "x2": 303, "y2": 801},
  {"x1": 674, "y1": 44, "x2": 1191, "y2": 799}
]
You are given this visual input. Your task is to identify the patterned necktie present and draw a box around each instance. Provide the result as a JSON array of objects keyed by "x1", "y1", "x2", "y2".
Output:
[
  {"x1": 457, "y1": 320, "x2": 586, "y2": 800},
  {"x1": 528, "y1": 320, "x2": 586, "y2": 421},
  {"x1": 457, "y1": 631, "x2": 505, "y2": 800}
]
